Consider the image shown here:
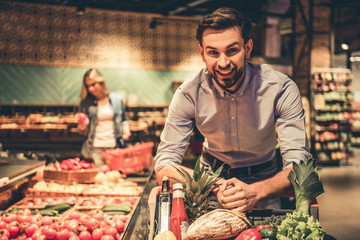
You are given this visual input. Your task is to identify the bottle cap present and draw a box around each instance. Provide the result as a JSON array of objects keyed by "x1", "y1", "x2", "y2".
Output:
[{"x1": 173, "y1": 183, "x2": 184, "y2": 190}]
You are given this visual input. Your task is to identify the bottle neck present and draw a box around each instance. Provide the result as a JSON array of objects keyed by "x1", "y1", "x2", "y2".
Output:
[
  {"x1": 173, "y1": 189, "x2": 184, "y2": 199},
  {"x1": 162, "y1": 180, "x2": 170, "y2": 193}
]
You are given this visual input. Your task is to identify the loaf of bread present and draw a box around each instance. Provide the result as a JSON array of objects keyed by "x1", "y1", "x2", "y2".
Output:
[{"x1": 186, "y1": 209, "x2": 252, "y2": 240}]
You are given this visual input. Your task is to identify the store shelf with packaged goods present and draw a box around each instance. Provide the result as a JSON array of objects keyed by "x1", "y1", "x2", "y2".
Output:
[
  {"x1": 311, "y1": 68, "x2": 353, "y2": 166},
  {"x1": 350, "y1": 101, "x2": 360, "y2": 147}
]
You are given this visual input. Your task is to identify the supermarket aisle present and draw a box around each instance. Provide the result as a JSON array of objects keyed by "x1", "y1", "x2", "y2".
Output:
[{"x1": 317, "y1": 148, "x2": 360, "y2": 240}]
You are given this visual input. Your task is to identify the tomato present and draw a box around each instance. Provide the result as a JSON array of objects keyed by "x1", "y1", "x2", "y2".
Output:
[
  {"x1": 16, "y1": 234, "x2": 27, "y2": 240},
  {"x1": 100, "y1": 235, "x2": 115, "y2": 240},
  {"x1": 92, "y1": 228, "x2": 104, "y2": 240},
  {"x1": 235, "y1": 229, "x2": 262, "y2": 240},
  {"x1": 0, "y1": 229, "x2": 10, "y2": 238},
  {"x1": 33, "y1": 235, "x2": 46, "y2": 240},
  {"x1": 113, "y1": 220, "x2": 125, "y2": 233},
  {"x1": 78, "y1": 214, "x2": 90, "y2": 224},
  {"x1": 52, "y1": 221, "x2": 66, "y2": 231},
  {"x1": 103, "y1": 227, "x2": 117, "y2": 237},
  {"x1": 7, "y1": 223, "x2": 20, "y2": 237},
  {"x1": 25, "y1": 223, "x2": 39, "y2": 237},
  {"x1": 0, "y1": 221, "x2": 7, "y2": 229},
  {"x1": 30, "y1": 229, "x2": 43, "y2": 240},
  {"x1": 25, "y1": 202, "x2": 34, "y2": 207},
  {"x1": 32, "y1": 198, "x2": 43, "y2": 206},
  {"x1": 43, "y1": 226, "x2": 57, "y2": 240},
  {"x1": 68, "y1": 211, "x2": 81, "y2": 220},
  {"x1": 86, "y1": 218, "x2": 100, "y2": 232},
  {"x1": 17, "y1": 215, "x2": 31, "y2": 223},
  {"x1": 2, "y1": 213, "x2": 16, "y2": 224},
  {"x1": 56, "y1": 228, "x2": 70, "y2": 240},
  {"x1": 66, "y1": 219, "x2": 79, "y2": 232},
  {"x1": 78, "y1": 230, "x2": 91, "y2": 240},
  {"x1": 254, "y1": 224, "x2": 272, "y2": 231},
  {"x1": 92, "y1": 211, "x2": 105, "y2": 221},
  {"x1": 69, "y1": 235, "x2": 80, "y2": 240},
  {"x1": 30, "y1": 215, "x2": 42, "y2": 227},
  {"x1": 17, "y1": 209, "x2": 32, "y2": 216},
  {"x1": 41, "y1": 216, "x2": 53, "y2": 226},
  {"x1": 77, "y1": 224, "x2": 87, "y2": 232}
]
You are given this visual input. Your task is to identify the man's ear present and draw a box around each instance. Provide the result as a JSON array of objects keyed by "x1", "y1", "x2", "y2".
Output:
[
  {"x1": 198, "y1": 44, "x2": 205, "y2": 62},
  {"x1": 245, "y1": 39, "x2": 253, "y2": 59}
]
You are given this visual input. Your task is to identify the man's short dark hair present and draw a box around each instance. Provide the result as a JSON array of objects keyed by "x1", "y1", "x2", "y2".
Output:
[{"x1": 196, "y1": 7, "x2": 252, "y2": 46}]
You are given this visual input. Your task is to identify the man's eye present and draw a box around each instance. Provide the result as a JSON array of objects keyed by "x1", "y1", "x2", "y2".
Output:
[
  {"x1": 227, "y1": 48, "x2": 239, "y2": 55},
  {"x1": 207, "y1": 51, "x2": 219, "y2": 57}
]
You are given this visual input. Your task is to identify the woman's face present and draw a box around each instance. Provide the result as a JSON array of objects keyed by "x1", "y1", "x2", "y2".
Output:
[{"x1": 85, "y1": 77, "x2": 104, "y2": 99}]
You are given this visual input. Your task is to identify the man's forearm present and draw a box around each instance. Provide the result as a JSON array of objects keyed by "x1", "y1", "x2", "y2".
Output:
[{"x1": 252, "y1": 168, "x2": 293, "y2": 201}]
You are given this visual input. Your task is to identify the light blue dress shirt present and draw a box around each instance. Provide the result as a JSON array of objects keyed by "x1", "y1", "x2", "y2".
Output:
[{"x1": 154, "y1": 62, "x2": 311, "y2": 172}]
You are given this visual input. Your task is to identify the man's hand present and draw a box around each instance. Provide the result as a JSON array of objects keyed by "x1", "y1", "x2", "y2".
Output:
[{"x1": 216, "y1": 178, "x2": 258, "y2": 213}]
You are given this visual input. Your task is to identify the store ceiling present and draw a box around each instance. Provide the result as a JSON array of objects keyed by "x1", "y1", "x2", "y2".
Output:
[
  {"x1": 8, "y1": 0, "x2": 360, "y2": 19},
  {"x1": 8, "y1": 0, "x2": 290, "y2": 20},
  {"x1": 8, "y1": 0, "x2": 360, "y2": 52}
]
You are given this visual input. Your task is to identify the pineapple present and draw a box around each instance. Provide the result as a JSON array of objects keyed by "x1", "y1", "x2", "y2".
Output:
[{"x1": 172, "y1": 157, "x2": 224, "y2": 224}]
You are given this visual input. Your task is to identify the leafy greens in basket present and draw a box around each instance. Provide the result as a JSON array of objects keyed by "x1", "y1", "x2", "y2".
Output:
[{"x1": 276, "y1": 157, "x2": 326, "y2": 240}]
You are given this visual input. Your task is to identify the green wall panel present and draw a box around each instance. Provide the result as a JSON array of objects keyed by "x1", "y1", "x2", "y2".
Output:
[{"x1": 0, "y1": 65, "x2": 198, "y2": 106}]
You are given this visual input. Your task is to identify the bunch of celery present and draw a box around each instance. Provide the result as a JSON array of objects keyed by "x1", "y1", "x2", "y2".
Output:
[{"x1": 276, "y1": 157, "x2": 326, "y2": 240}]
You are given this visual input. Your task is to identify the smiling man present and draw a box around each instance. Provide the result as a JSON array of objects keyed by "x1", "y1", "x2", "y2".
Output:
[{"x1": 154, "y1": 7, "x2": 312, "y2": 213}]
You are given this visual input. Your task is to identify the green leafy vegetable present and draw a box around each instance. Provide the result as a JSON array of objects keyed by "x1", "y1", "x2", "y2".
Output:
[
  {"x1": 277, "y1": 210, "x2": 326, "y2": 239},
  {"x1": 288, "y1": 157, "x2": 325, "y2": 214},
  {"x1": 276, "y1": 157, "x2": 326, "y2": 240}
]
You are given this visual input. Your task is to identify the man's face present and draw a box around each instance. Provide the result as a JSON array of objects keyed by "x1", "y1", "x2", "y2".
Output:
[{"x1": 198, "y1": 27, "x2": 253, "y2": 92}]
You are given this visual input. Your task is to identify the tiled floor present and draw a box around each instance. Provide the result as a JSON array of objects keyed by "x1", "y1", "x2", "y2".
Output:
[{"x1": 317, "y1": 148, "x2": 360, "y2": 240}]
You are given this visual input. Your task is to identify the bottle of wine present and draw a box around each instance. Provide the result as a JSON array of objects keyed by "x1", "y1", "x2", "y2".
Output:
[
  {"x1": 170, "y1": 183, "x2": 189, "y2": 240},
  {"x1": 154, "y1": 176, "x2": 172, "y2": 236}
]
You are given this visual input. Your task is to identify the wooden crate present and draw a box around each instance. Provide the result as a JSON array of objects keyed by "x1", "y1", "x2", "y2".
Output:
[{"x1": 43, "y1": 168, "x2": 99, "y2": 184}]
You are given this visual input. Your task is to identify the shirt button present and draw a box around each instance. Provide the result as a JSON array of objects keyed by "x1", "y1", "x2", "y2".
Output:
[
  {"x1": 231, "y1": 98, "x2": 235, "y2": 101},
  {"x1": 231, "y1": 116, "x2": 235, "y2": 120},
  {"x1": 232, "y1": 133, "x2": 236, "y2": 136},
  {"x1": 240, "y1": 92, "x2": 244, "y2": 96}
]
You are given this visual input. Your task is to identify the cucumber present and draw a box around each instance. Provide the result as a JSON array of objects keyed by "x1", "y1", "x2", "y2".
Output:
[
  {"x1": 44, "y1": 202, "x2": 74, "y2": 211},
  {"x1": 103, "y1": 211, "x2": 128, "y2": 215},
  {"x1": 102, "y1": 204, "x2": 132, "y2": 213},
  {"x1": 32, "y1": 209, "x2": 59, "y2": 216}
]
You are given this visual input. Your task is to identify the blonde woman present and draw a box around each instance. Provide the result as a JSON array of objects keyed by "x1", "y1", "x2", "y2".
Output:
[{"x1": 78, "y1": 68, "x2": 131, "y2": 167}]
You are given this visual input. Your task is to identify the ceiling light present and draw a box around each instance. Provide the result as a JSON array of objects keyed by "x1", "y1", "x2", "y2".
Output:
[
  {"x1": 341, "y1": 43, "x2": 349, "y2": 51},
  {"x1": 350, "y1": 56, "x2": 360, "y2": 62}
]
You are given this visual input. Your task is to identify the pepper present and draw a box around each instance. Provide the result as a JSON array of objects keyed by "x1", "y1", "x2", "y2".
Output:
[
  {"x1": 79, "y1": 160, "x2": 92, "y2": 169},
  {"x1": 54, "y1": 162, "x2": 61, "y2": 171},
  {"x1": 235, "y1": 229, "x2": 262, "y2": 240}
]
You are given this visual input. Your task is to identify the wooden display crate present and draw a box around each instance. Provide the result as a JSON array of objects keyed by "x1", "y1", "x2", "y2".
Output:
[{"x1": 43, "y1": 168, "x2": 99, "y2": 184}]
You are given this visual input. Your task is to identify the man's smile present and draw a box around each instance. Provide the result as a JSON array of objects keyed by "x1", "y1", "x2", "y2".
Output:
[{"x1": 216, "y1": 68, "x2": 234, "y2": 78}]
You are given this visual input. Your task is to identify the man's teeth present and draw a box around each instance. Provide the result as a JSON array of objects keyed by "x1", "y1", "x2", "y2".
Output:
[{"x1": 218, "y1": 70, "x2": 232, "y2": 75}]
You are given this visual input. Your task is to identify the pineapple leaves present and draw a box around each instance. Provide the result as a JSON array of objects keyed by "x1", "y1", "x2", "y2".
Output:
[
  {"x1": 171, "y1": 164, "x2": 194, "y2": 190},
  {"x1": 170, "y1": 157, "x2": 224, "y2": 223}
]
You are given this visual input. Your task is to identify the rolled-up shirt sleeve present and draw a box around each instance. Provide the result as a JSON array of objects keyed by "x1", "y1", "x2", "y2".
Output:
[
  {"x1": 154, "y1": 86, "x2": 195, "y2": 172},
  {"x1": 275, "y1": 79, "x2": 312, "y2": 169}
]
